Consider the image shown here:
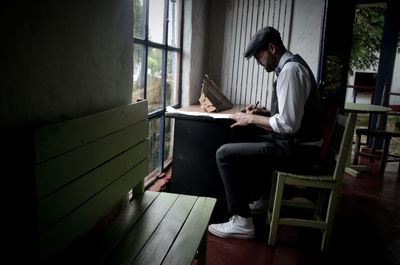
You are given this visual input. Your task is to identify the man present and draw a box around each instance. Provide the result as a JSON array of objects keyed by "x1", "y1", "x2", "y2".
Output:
[{"x1": 208, "y1": 27, "x2": 322, "y2": 239}]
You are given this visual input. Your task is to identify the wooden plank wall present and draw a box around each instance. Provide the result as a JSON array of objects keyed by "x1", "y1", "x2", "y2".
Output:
[
  {"x1": 221, "y1": 0, "x2": 293, "y2": 109},
  {"x1": 34, "y1": 101, "x2": 149, "y2": 263}
]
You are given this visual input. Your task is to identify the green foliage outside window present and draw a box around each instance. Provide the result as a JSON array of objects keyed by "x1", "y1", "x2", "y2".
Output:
[
  {"x1": 349, "y1": 7, "x2": 386, "y2": 75},
  {"x1": 323, "y1": 55, "x2": 343, "y2": 100},
  {"x1": 147, "y1": 57, "x2": 159, "y2": 74},
  {"x1": 134, "y1": 0, "x2": 143, "y2": 38}
]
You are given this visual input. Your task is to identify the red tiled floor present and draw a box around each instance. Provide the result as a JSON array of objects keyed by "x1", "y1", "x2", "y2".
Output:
[
  {"x1": 204, "y1": 158, "x2": 400, "y2": 265},
  {"x1": 155, "y1": 158, "x2": 400, "y2": 265}
]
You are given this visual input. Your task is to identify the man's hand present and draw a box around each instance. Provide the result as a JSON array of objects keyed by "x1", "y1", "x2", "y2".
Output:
[
  {"x1": 245, "y1": 104, "x2": 271, "y2": 116},
  {"x1": 245, "y1": 104, "x2": 256, "y2": 113},
  {"x1": 230, "y1": 112, "x2": 273, "y2": 131},
  {"x1": 230, "y1": 113, "x2": 254, "y2": 128}
]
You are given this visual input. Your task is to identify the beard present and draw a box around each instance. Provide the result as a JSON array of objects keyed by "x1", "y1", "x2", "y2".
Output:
[
  {"x1": 264, "y1": 63, "x2": 275, "y2": 72},
  {"x1": 263, "y1": 50, "x2": 277, "y2": 72}
]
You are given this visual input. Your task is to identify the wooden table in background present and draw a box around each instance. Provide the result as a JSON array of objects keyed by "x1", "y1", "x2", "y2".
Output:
[{"x1": 344, "y1": 102, "x2": 392, "y2": 177}]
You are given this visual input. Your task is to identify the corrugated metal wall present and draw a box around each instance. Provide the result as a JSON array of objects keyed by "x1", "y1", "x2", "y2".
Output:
[{"x1": 221, "y1": 0, "x2": 293, "y2": 109}]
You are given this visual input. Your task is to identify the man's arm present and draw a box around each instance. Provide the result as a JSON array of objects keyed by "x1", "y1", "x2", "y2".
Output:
[
  {"x1": 230, "y1": 112, "x2": 273, "y2": 131},
  {"x1": 269, "y1": 63, "x2": 311, "y2": 134}
]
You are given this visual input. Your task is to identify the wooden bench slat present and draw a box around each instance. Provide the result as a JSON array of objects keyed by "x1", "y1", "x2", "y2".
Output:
[
  {"x1": 99, "y1": 192, "x2": 180, "y2": 265},
  {"x1": 38, "y1": 159, "x2": 148, "y2": 263},
  {"x1": 162, "y1": 197, "x2": 217, "y2": 265},
  {"x1": 37, "y1": 140, "x2": 148, "y2": 231},
  {"x1": 58, "y1": 191, "x2": 161, "y2": 265},
  {"x1": 94, "y1": 191, "x2": 160, "y2": 260},
  {"x1": 35, "y1": 102, "x2": 147, "y2": 163},
  {"x1": 132, "y1": 194, "x2": 198, "y2": 265},
  {"x1": 36, "y1": 120, "x2": 148, "y2": 200}
]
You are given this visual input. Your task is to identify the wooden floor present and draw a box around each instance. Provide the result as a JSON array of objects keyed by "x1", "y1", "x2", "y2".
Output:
[{"x1": 204, "y1": 159, "x2": 400, "y2": 265}]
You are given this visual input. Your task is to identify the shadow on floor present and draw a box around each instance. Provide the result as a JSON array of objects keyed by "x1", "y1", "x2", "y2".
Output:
[{"x1": 205, "y1": 158, "x2": 400, "y2": 265}]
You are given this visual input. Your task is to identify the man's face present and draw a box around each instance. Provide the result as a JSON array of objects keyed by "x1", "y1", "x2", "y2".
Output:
[{"x1": 254, "y1": 47, "x2": 276, "y2": 72}]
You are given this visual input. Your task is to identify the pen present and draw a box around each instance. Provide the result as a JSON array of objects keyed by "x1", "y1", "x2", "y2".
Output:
[
  {"x1": 241, "y1": 101, "x2": 260, "y2": 113},
  {"x1": 253, "y1": 101, "x2": 259, "y2": 110}
]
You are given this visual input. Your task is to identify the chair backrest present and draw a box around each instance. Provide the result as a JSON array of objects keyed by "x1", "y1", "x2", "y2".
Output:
[
  {"x1": 375, "y1": 82, "x2": 390, "y2": 129},
  {"x1": 34, "y1": 101, "x2": 149, "y2": 263},
  {"x1": 317, "y1": 81, "x2": 341, "y2": 166},
  {"x1": 325, "y1": 112, "x2": 357, "y2": 181},
  {"x1": 319, "y1": 103, "x2": 340, "y2": 165}
]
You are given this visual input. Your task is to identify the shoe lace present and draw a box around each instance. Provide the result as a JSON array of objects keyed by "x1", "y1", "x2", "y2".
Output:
[{"x1": 220, "y1": 215, "x2": 239, "y2": 229}]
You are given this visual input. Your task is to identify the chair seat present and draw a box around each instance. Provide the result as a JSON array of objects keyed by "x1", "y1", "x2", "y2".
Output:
[
  {"x1": 278, "y1": 172, "x2": 336, "y2": 189},
  {"x1": 356, "y1": 128, "x2": 400, "y2": 138},
  {"x1": 280, "y1": 172, "x2": 335, "y2": 182},
  {"x1": 388, "y1": 111, "x2": 400, "y2": 116}
]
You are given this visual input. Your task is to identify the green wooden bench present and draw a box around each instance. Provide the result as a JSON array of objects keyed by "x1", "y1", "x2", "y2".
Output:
[{"x1": 34, "y1": 100, "x2": 216, "y2": 265}]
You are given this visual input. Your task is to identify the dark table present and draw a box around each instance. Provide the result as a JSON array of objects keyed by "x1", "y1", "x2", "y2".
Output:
[{"x1": 166, "y1": 104, "x2": 250, "y2": 215}]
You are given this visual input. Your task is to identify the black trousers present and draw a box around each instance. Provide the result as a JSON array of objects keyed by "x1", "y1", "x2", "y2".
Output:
[{"x1": 215, "y1": 134, "x2": 320, "y2": 218}]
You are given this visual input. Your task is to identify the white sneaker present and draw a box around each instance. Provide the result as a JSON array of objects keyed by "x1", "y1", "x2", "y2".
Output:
[
  {"x1": 208, "y1": 215, "x2": 255, "y2": 239},
  {"x1": 249, "y1": 199, "x2": 267, "y2": 212}
]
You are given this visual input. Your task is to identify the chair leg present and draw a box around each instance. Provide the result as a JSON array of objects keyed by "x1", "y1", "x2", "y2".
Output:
[
  {"x1": 267, "y1": 173, "x2": 277, "y2": 224},
  {"x1": 314, "y1": 189, "x2": 327, "y2": 221},
  {"x1": 353, "y1": 132, "x2": 361, "y2": 165},
  {"x1": 268, "y1": 173, "x2": 285, "y2": 246},
  {"x1": 380, "y1": 137, "x2": 391, "y2": 174},
  {"x1": 321, "y1": 187, "x2": 339, "y2": 251},
  {"x1": 370, "y1": 137, "x2": 377, "y2": 163}
]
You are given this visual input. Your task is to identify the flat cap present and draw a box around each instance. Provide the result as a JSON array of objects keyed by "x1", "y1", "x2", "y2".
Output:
[{"x1": 244, "y1": 27, "x2": 281, "y2": 59}]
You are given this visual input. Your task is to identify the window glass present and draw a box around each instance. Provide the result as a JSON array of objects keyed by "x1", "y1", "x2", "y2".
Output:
[
  {"x1": 168, "y1": 0, "x2": 181, "y2": 47},
  {"x1": 166, "y1": 51, "x2": 180, "y2": 106},
  {"x1": 133, "y1": 0, "x2": 182, "y2": 177},
  {"x1": 133, "y1": 44, "x2": 145, "y2": 102},
  {"x1": 133, "y1": 0, "x2": 144, "y2": 39},
  {"x1": 148, "y1": 0, "x2": 165, "y2": 43},
  {"x1": 147, "y1": 48, "x2": 163, "y2": 112},
  {"x1": 164, "y1": 117, "x2": 174, "y2": 163},
  {"x1": 149, "y1": 118, "x2": 161, "y2": 175}
]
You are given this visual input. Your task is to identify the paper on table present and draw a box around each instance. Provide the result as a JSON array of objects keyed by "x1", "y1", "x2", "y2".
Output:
[{"x1": 166, "y1": 106, "x2": 232, "y2": 119}]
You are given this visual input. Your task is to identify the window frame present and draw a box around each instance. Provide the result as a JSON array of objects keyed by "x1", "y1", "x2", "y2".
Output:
[{"x1": 134, "y1": 0, "x2": 184, "y2": 178}]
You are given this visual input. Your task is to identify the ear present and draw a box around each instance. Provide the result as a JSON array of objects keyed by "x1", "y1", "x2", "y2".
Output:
[{"x1": 268, "y1": 42, "x2": 277, "y2": 55}]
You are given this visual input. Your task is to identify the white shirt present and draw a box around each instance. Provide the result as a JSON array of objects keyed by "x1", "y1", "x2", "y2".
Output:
[{"x1": 269, "y1": 51, "x2": 312, "y2": 135}]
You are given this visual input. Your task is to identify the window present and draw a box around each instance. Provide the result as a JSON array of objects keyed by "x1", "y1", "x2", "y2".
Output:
[{"x1": 133, "y1": 0, "x2": 183, "y2": 182}]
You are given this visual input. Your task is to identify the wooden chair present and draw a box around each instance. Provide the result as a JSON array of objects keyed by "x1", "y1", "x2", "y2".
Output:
[
  {"x1": 267, "y1": 112, "x2": 357, "y2": 251},
  {"x1": 353, "y1": 83, "x2": 400, "y2": 174}
]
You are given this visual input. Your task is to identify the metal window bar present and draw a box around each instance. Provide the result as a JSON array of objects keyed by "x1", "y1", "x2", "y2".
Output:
[
  {"x1": 159, "y1": 0, "x2": 169, "y2": 171},
  {"x1": 134, "y1": 0, "x2": 183, "y2": 175}
]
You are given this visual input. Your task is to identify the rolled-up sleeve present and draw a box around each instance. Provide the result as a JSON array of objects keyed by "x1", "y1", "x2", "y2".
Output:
[{"x1": 269, "y1": 62, "x2": 311, "y2": 134}]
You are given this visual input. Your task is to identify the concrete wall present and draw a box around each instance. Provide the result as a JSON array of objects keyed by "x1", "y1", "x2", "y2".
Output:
[
  {"x1": 1, "y1": 0, "x2": 133, "y2": 259},
  {"x1": 2, "y1": 0, "x2": 133, "y2": 130},
  {"x1": 204, "y1": 0, "x2": 228, "y2": 90},
  {"x1": 181, "y1": 0, "x2": 208, "y2": 106},
  {"x1": 181, "y1": 0, "x2": 229, "y2": 107},
  {"x1": 289, "y1": 0, "x2": 324, "y2": 77},
  {"x1": 391, "y1": 52, "x2": 400, "y2": 105}
]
